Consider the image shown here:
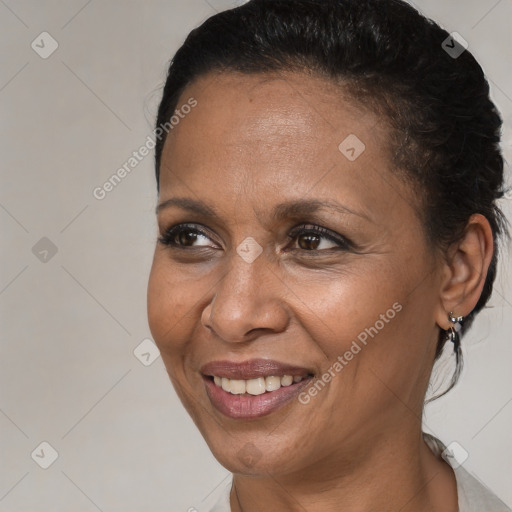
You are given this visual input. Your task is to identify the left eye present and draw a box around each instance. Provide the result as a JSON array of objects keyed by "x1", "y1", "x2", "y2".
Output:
[{"x1": 287, "y1": 225, "x2": 351, "y2": 251}]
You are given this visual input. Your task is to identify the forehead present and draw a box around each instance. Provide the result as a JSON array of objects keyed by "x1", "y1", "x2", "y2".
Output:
[
  {"x1": 167, "y1": 70, "x2": 376, "y2": 149},
  {"x1": 158, "y1": 70, "x2": 408, "y2": 225}
]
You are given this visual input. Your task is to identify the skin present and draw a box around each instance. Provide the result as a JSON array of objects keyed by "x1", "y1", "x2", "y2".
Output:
[{"x1": 147, "y1": 71, "x2": 494, "y2": 512}]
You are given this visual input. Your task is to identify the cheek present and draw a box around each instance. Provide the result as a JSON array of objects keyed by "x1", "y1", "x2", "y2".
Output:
[
  {"x1": 309, "y1": 264, "x2": 437, "y2": 416},
  {"x1": 289, "y1": 261, "x2": 422, "y2": 401},
  {"x1": 288, "y1": 263, "x2": 406, "y2": 351},
  {"x1": 147, "y1": 253, "x2": 203, "y2": 355}
]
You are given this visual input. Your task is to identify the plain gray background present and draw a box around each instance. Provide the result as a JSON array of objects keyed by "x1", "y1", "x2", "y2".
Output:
[{"x1": 1, "y1": 1, "x2": 511, "y2": 511}]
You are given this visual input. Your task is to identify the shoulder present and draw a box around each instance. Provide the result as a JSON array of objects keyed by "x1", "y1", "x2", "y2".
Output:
[{"x1": 423, "y1": 433, "x2": 511, "y2": 512}]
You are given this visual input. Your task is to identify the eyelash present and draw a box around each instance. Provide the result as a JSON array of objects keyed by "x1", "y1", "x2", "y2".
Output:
[
  {"x1": 287, "y1": 224, "x2": 352, "y2": 252},
  {"x1": 158, "y1": 223, "x2": 352, "y2": 253}
]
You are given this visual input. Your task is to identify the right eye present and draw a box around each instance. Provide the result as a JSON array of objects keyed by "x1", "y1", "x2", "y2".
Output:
[{"x1": 158, "y1": 224, "x2": 217, "y2": 249}]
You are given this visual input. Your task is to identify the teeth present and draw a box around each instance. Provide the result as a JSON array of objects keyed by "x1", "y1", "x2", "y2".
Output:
[
  {"x1": 212, "y1": 374, "x2": 307, "y2": 395},
  {"x1": 281, "y1": 375, "x2": 293, "y2": 386},
  {"x1": 265, "y1": 376, "x2": 281, "y2": 391},
  {"x1": 229, "y1": 379, "x2": 246, "y2": 394},
  {"x1": 221, "y1": 377, "x2": 231, "y2": 392},
  {"x1": 246, "y1": 377, "x2": 266, "y2": 395}
]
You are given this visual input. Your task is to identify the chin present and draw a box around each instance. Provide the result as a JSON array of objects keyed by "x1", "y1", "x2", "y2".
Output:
[{"x1": 207, "y1": 437, "x2": 294, "y2": 476}]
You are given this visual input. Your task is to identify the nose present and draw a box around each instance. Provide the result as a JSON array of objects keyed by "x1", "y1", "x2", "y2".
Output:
[{"x1": 201, "y1": 249, "x2": 289, "y2": 343}]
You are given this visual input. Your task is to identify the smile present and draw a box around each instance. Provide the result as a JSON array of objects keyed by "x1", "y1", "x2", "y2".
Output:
[
  {"x1": 201, "y1": 359, "x2": 315, "y2": 419},
  {"x1": 212, "y1": 374, "x2": 305, "y2": 395}
]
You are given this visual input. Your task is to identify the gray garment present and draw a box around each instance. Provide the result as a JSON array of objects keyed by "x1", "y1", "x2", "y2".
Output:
[
  {"x1": 423, "y1": 433, "x2": 510, "y2": 512},
  {"x1": 198, "y1": 434, "x2": 510, "y2": 512}
]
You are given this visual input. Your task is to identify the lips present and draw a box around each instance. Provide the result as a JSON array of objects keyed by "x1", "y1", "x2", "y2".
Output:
[
  {"x1": 200, "y1": 359, "x2": 314, "y2": 419},
  {"x1": 201, "y1": 358, "x2": 313, "y2": 380}
]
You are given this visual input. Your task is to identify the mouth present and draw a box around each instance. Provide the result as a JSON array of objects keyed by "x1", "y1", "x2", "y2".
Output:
[
  {"x1": 210, "y1": 373, "x2": 309, "y2": 394},
  {"x1": 200, "y1": 359, "x2": 315, "y2": 419}
]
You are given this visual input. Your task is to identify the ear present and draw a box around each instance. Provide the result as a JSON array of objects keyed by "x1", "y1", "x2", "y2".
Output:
[{"x1": 435, "y1": 214, "x2": 494, "y2": 330}]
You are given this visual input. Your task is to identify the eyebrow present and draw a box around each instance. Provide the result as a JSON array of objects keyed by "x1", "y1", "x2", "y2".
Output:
[
  {"x1": 272, "y1": 199, "x2": 369, "y2": 222},
  {"x1": 156, "y1": 197, "x2": 218, "y2": 217},
  {"x1": 156, "y1": 197, "x2": 371, "y2": 222}
]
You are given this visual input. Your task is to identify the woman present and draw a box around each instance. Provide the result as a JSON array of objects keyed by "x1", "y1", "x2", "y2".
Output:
[{"x1": 147, "y1": 0, "x2": 510, "y2": 510}]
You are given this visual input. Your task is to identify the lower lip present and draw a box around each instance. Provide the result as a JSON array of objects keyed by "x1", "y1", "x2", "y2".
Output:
[{"x1": 203, "y1": 376, "x2": 313, "y2": 419}]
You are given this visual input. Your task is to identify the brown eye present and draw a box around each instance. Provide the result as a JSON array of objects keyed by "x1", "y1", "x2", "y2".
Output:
[
  {"x1": 288, "y1": 224, "x2": 351, "y2": 252},
  {"x1": 159, "y1": 224, "x2": 215, "y2": 248},
  {"x1": 177, "y1": 230, "x2": 200, "y2": 246},
  {"x1": 297, "y1": 233, "x2": 323, "y2": 250}
]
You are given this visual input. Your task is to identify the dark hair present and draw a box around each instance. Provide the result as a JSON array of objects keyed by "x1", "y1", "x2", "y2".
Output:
[{"x1": 154, "y1": 0, "x2": 508, "y2": 396}]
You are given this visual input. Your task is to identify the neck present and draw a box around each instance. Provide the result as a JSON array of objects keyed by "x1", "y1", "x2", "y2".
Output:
[{"x1": 230, "y1": 428, "x2": 458, "y2": 512}]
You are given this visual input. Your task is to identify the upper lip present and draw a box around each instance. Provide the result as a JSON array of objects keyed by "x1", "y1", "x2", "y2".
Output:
[{"x1": 201, "y1": 358, "x2": 314, "y2": 380}]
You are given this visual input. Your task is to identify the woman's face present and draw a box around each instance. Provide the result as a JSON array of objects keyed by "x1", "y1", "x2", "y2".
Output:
[{"x1": 147, "y1": 71, "x2": 444, "y2": 476}]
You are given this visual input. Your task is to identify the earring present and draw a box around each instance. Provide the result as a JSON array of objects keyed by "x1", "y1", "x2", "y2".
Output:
[{"x1": 447, "y1": 312, "x2": 464, "y2": 354}]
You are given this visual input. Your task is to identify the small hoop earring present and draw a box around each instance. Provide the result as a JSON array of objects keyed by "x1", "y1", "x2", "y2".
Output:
[{"x1": 447, "y1": 312, "x2": 464, "y2": 354}]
